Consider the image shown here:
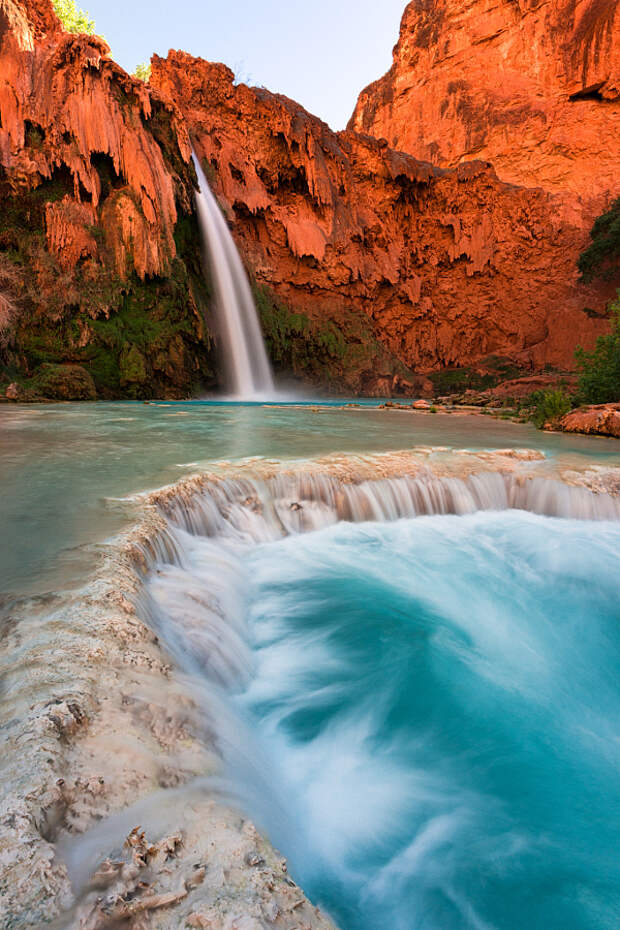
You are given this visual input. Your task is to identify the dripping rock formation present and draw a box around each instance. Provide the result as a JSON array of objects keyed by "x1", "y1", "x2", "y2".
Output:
[
  {"x1": 151, "y1": 50, "x2": 612, "y2": 394},
  {"x1": 0, "y1": 0, "x2": 215, "y2": 399},
  {"x1": 0, "y1": 0, "x2": 617, "y2": 400}
]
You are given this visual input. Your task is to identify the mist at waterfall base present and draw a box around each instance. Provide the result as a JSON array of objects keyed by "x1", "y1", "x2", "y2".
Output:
[
  {"x1": 192, "y1": 153, "x2": 277, "y2": 400},
  {"x1": 146, "y1": 492, "x2": 620, "y2": 930}
]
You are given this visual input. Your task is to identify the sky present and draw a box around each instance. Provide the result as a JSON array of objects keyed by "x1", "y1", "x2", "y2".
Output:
[{"x1": 83, "y1": 0, "x2": 407, "y2": 130}]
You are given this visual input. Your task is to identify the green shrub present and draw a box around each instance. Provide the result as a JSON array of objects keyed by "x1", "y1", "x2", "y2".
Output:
[
  {"x1": 133, "y1": 63, "x2": 151, "y2": 83},
  {"x1": 52, "y1": 0, "x2": 102, "y2": 39},
  {"x1": 529, "y1": 389, "x2": 572, "y2": 428},
  {"x1": 578, "y1": 197, "x2": 620, "y2": 283},
  {"x1": 575, "y1": 293, "x2": 620, "y2": 403}
]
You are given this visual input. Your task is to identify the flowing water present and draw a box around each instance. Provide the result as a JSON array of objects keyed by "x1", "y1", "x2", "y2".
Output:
[
  {"x1": 2, "y1": 401, "x2": 620, "y2": 930},
  {"x1": 192, "y1": 153, "x2": 275, "y2": 397},
  {"x1": 140, "y1": 459, "x2": 620, "y2": 930},
  {"x1": 236, "y1": 513, "x2": 620, "y2": 930}
]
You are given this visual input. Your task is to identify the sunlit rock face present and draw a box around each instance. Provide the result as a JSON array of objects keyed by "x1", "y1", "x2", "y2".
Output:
[
  {"x1": 349, "y1": 0, "x2": 619, "y2": 206},
  {"x1": 0, "y1": 0, "x2": 191, "y2": 278},
  {"x1": 561, "y1": 404, "x2": 620, "y2": 438},
  {"x1": 152, "y1": 51, "x2": 610, "y2": 384},
  {"x1": 0, "y1": 0, "x2": 215, "y2": 399},
  {"x1": 1, "y1": 0, "x2": 615, "y2": 399}
]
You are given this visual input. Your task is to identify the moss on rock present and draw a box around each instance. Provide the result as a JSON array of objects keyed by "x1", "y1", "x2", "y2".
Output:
[{"x1": 253, "y1": 282, "x2": 412, "y2": 394}]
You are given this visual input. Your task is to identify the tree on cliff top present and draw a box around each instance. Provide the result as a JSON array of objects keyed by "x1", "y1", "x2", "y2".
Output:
[
  {"x1": 133, "y1": 63, "x2": 151, "y2": 83},
  {"x1": 52, "y1": 0, "x2": 96, "y2": 35},
  {"x1": 578, "y1": 197, "x2": 620, "y2": 283},
  {"x1": 575, "y1": 292, "x2": 620, "y2": 403}
]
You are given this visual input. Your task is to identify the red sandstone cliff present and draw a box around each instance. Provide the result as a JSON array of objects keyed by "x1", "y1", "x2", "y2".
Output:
[
  {"x1": 1, "y1": 0, "x2": 615, "y2": 400},
  {"x1": 0, "y1": 0, "x2": 190, "y2": 278},
  {"x1": 0, "y1": 0, "x2": 215, "y2": 399},
  {"x1": 151, "y1": 51, "x2": 610, "y2": 389},
  {"x1": 349, "y1": 0, "x2": 619, "y2": 209}
]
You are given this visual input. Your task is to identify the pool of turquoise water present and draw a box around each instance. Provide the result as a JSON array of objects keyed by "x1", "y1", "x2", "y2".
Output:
[{"x1": 237, "y1": 512, "x2": 620, "y2": 930}]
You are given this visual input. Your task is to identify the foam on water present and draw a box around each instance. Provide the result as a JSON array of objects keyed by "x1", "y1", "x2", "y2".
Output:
[{"x1": 137, "y1": 468, "x2": 620, "y2": 930}]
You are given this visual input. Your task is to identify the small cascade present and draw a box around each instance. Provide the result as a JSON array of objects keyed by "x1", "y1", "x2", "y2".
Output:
[
  {"x1": 154, "y1": 469, "x2": 620, "y2": 544},
  {"x1": 132, "y1": 464, "x2": 620, "y2": 930},
  {"x1": 192, "y1": 152, "x2": 275, "y2": 398}
]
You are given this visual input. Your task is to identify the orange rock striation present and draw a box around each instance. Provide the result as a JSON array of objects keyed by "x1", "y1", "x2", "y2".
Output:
[
  {"x1": 1, "y1": 0, "x2": 616, "y2": 399},
  {"x1": 0, "y1": 0, "x2": 191, "y2": 279},
  {"x1": 151, "y1": 51, "x2": 610, "y2": 388},
  {"x1": 349, "y1": 0, "x2": 620, "y2": 210}
]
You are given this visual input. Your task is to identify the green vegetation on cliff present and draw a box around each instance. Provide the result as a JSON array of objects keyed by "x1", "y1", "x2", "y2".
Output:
[
  {"x1": 133, "y1": 63, "x2": 152, "y2": 83},
  {"x1": 0, "y1": 165, "x2": 216, "y2": 400},
  {"x1": 52, "y1": 0, "x2": 97, "y2": 35},
  {"x1": 253, "y1": 283, "x2": 411, "y2": 394},
  {"x1": 578, "y1": 198, "x2": 620, "y2": 283},
  {"x1": 575, "y1": 293, "x2": 620, "y2": 403}
]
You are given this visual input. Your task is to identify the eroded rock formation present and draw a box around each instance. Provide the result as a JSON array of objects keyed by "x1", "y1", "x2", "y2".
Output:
[
  {"x1": 1, "y1": 0, "x2": 615, "y2": 400},
  {"x1": 0, "y1": 0, "x2": 215, "y2": 399},
  {"x1": 151, "y1": 51, "x2": 610, "y2": 393},
  {"x1": 561, "y1": 403, "x2": 620, "y2": 437},
  {"x1": 349, "y1": 0, "x2": 619, "y2": 207}
]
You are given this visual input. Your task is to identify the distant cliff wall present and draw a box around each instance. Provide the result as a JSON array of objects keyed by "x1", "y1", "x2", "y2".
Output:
[{"x1": 349, "y1": 0, "x2": 619, "y2": 207}]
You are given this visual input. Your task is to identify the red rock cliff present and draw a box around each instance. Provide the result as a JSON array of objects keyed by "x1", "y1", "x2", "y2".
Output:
[
  {"x1": 349, "y1": 0, "x2": 619, "y2": 208},
  {"x1": 0, "y1": 0, "x2": 215, "y2": 399},
  {"x1": 0, "y1": 0, "x2": 191, "y2": 278},
  {"x1": 152, "y1": 51, "x2": 610, "y2": 389}
]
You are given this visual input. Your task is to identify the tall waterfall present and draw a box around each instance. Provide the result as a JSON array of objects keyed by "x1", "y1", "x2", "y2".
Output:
[{"x1": 192, "y1": 153, "x2": 275, "y2": 398}]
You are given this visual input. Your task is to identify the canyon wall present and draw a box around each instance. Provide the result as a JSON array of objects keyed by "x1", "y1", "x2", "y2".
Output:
[
  {"x1": 0, "y1": 0, "x2": 614, "y2": 400},
  {"x1": 151, "y1": 51, "x2": 610, "y2": 394},
  {"x1": 0, "y1": 0, "x2": 216, "y2": 399},
  {"x1": 349, "y1": 0, "x2": 619, "y2": 207}
]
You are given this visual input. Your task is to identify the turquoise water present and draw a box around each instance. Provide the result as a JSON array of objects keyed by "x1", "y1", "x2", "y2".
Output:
[
  {"x1": 3, "y1": 401, "x2": 620, "y2": 928},
  {"x1": 2, "y1": 401, "x2": 619, "y2": 595},
  {"x1": 239, "y1": 512, "x2": 620, "y2": 930}
]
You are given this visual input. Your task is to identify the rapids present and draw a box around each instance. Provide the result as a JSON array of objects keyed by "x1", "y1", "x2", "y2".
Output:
[{"x1": 141, "y1": 466, "x2": 620, "y2": 930}]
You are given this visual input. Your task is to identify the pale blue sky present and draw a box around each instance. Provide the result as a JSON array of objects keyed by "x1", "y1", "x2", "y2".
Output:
[{"x1": 85, "y1": 0, "x2": 406, "y2": 129}]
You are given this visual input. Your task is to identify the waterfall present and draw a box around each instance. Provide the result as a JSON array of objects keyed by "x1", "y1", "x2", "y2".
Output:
[
  {"x1": 192, "y1": 152, "x2": 275, "y2": 398},
  {"x1": 152, "y1": 469, "x2": 620, "y2": 542}
]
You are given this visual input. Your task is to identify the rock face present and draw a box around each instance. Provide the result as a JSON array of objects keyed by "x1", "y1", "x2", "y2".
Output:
[
  {"x1": 0, "y1": 0, "x2": 215, "y2": 399},
  {"x1": 561, "y1": 403, "x2": 620, "y2": 437},
  {"x1": 349, "y1": 0, "x2": 620, "y2": 208},
  {"x1": 151, "y1": 51, "x2": 610, "y2": 392},
  {"x1": 1, "y1": 0, "x2": 615, "y2": 399}
]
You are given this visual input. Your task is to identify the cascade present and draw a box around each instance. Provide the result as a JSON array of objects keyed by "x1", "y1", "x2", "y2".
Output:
[
  {"x1": 192, "y1": 152, "x2": 275, "y2": 398},
  {"x1": 131, "y1": 466, "x2": 620, "y2": 930}
]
